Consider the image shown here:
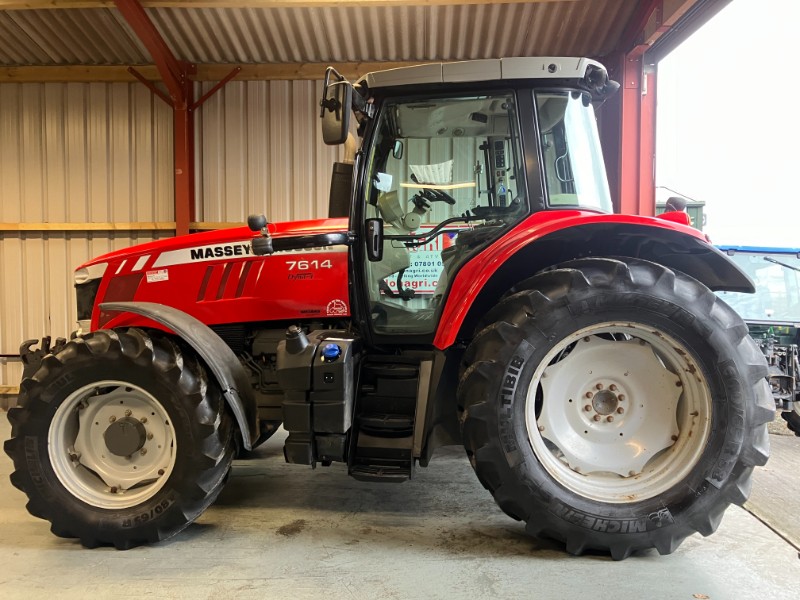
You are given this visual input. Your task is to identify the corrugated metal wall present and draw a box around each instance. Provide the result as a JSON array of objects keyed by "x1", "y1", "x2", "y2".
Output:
[
  {"x1": 195, "y1": 79, "x2": 342, "y2": 223},
  {"x1": 0, "y1": 82, "x2": 173, "y2": 387},
  {"x1": 1, "y1": 78, "x2": 345, "y2": 389}
]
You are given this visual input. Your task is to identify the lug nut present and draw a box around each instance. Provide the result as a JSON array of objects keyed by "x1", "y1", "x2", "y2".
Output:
[
  {"x1": 158, "y1": 469, "x2": 165, "y2": 476},
  {"x1": 585, "y1": 392, "x2": 593, "y2": 399},
  {"x1": 108, "y1": 415, "x2": 116, "y2": 423},
  {"x1": 618, "y1": 394, "x2": 625, "y2": 401},
  {"x1": 593, "y1": 415, "x2": 601, "y2": 422},
  {"x1": 676, "y1": 381, "x2": 682, "y2": 387},
  {"x1": 671, "y1": 435, "x2": 679, "y2": 441},
  {"x1": 140, "y1": 448, "x2": 148, "y2": 456},
  {"x1": 628, "y1": 471, "x2": 636, "y2": 477},
  {"x1": 609, "y1": 384, "x2": 617, "y2": 391},
  {"x1": 583, "y1": 337, "x2": 590, "y2": 342},
  {"x1": 124, "y1": 409, "x2": 132, "y2": 417},
  {"x1": 607, "y1": 416, "x2": 614, "y2": 423},
  {"x1": 538, "y1": 425, "x2": 545, "y2": 432},
  {"x1": 147, "y1": 432, "x2": 154, "y2": 440},
  {"x1": 110, "y1": 486, "x2": 118, "y2": 493},
  {"x1": 140, "y1": 417, "x2": 148, "y2": 424},
  {"x1": 584, "y1": 405, "x2": 592, "y2": 412},
  {"x1": 595, "y1": 383, "x2": 603, "y2": 390},
  {"x1": 617, "y1": 407, "x2": 625, "y2": 414}
]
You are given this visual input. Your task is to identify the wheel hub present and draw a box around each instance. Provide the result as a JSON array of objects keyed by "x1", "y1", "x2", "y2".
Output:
[
  {"x1": 591, "y1": 389, "x2": 619, "y2": 415},
  {"x1": 48, "y1": 381, "x2": 176, "y2": 509},
  {"x1": 103, "y1": 417, "x2": 147, "y2": 457},
  {"x1": 537, "y1": 334, "x2": 682, "y2": 477}
]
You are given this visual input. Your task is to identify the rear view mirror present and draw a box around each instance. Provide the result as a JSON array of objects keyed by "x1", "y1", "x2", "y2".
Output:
[{"x1": 320, "y1": 67, "x2": 352, "y2": 145}]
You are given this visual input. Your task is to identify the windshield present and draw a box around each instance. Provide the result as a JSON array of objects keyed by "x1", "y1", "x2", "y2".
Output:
[
  {"x1": 535, "y1": 91, "x2": 612, "y2": 212},
  {"x1": 716, "y1": 250, "x2": 800, "y2": 324}
]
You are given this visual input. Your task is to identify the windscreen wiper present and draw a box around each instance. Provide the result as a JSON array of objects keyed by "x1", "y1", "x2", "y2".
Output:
[{"x1": 764, "y1": 256, "x2": 800, "y2": 274}]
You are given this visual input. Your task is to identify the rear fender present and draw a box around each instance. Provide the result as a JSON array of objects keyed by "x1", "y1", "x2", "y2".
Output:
[
  {"x1": 434, "y1": 220, "x2": 754, "y2": 349},
  {"x1": 100, "y1": 301, "x2": 258, "y2": 450}
]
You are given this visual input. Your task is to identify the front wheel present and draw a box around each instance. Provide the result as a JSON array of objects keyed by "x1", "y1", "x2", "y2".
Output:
[
  {"x1": 5, "y1": 328, "x2": 234, "y2": 549},
  {"x1": 459, "y1": 257, "x2": 774, "y2": 559}
]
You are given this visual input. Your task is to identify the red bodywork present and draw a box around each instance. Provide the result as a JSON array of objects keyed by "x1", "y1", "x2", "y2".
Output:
[
  {"x1": 80, "y1": 210, "x2": 704, "y2": 345},
  {"x1": 83, "y1": 219, "x2": 351, "y2": 331}
]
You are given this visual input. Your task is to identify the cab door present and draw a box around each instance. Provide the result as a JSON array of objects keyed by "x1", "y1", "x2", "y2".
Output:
[{"x1": 358, "y1": 90, "x2": 531, "y2": 340}]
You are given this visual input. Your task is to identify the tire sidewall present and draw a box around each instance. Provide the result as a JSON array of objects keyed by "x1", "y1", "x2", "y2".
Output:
[{"x1": 495, "y1": 285, "x2": 752, "y2": 542}]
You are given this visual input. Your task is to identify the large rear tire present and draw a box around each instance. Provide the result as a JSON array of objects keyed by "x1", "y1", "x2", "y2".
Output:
[
  {"x1": 4, "y1": 328, "x2": 234, "y2": 549},
  {"x1": 459, "y1": 257, "x2": 774, "y2": 559}
]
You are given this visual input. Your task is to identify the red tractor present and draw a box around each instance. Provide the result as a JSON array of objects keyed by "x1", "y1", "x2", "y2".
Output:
[{"x1": 5, "y1": 57, "x2": 773, "y2": 559}]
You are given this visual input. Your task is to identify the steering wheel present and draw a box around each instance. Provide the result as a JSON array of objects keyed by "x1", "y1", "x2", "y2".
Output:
[
  {"x1": 411, "y1": 189, "x2": 457, "y2": 213},
  {"x1": 420, "y1": 188, "x2": 456, "y2": 205}
]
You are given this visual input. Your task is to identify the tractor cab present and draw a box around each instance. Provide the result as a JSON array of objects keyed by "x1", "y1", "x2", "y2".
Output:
[{"x1": 319, "y1": 58, "x2": 617, "y2": 340}]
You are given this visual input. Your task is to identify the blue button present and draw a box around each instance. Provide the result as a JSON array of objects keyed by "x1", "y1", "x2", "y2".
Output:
[{"x1": 321, "y1": 343, "x2": 342, "y2": 362}]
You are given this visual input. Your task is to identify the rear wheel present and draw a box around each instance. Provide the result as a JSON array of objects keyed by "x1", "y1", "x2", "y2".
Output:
[
  {"x1": 5, "y1": 328, "x2": 234, "y2": 549},
  {"x1": 459, "y1": 257, "x2": 774, "y2": 559}
]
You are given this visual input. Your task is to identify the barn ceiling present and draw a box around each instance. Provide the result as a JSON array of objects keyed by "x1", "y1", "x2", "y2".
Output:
[{"x1": 0, "y1": 1, "x2": 722, "y2": 81}]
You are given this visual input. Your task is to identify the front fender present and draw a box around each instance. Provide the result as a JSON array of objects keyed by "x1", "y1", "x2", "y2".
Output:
[
  {"x1": 434, "y1": 212, "x2": 754, "y2": 349},
  {"x1": 100, "y1": 301, "x2": 258, "y2": 450}
]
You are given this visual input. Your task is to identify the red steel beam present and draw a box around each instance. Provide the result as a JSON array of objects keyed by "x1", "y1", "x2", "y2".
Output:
[
  {"x1": 617, "y1": 48, "x2": 657, "y2": 216},
  {"x1": 606, "y1": 0, "x2": 663, "y2": 216},
  {"x1": 114, "y1": 0, "x2": 195, "y2": 235}
]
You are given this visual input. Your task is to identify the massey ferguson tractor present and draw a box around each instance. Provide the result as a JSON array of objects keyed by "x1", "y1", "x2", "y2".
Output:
[{"x1": 5, "y1": 57, "x2": 774, "y2": 559}]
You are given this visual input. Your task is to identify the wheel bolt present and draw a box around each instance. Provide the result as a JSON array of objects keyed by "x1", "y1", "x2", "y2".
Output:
[
  {"x1": 147, "y1": 432, "x2": 154, "y2": 440},
  {"x1": 595, "y1": 383, "x2": 603, "y2": 390},
  {"x1": 585, "y1": 392, "x2": 593, "y2": 399},
  {"x1": 593, "y1": 415, "x2": 601, "y2": 422},
  {"x1": 108, "y1": 415, "x2": 116, "y2": 423},
  {"x1": 609, "y1": 384, "x2": 617, "y2": 391},
  {"x1": 607, "y1": 416, "x2": 614, "y2": 423},
  {"x1": 124, "y1": 409, "x2": 132, "y2": 417},
  {"x1": 617, "y1": 407, "x2": 625, "y2": 414},
  {"x1": 584, "y1": 405, "x2": 592, "y2": 412},
  {"x1": 140, "y1": 448, "x2": 148, "y2": 456}
]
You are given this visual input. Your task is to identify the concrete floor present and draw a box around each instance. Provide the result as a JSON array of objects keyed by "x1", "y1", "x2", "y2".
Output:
[{"x1": 1, "y1": 412, "x2": 799, "y2": 600}]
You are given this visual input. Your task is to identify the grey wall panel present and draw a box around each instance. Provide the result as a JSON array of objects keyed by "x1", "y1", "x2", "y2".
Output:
[
  {"x1": 196, "y1": 79, "x2": 344, "y2": 224},
  {"x1": 0, "y1": 233, "x2": 171, "y2": 387},
  {"x1": 0, "y1": 82, "x2": 173, "y2": 388},
  {"x1": 0, "y1": 83, "x2": 173, "y2": 224}
]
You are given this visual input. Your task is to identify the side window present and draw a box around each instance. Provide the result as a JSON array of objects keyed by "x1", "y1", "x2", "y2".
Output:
[
  {"x1": 363, "y1": 93, "x2": 527, "y2": 335},
  {"x1": 536, "y1": 91, "x2": 613, "y2": 212}
]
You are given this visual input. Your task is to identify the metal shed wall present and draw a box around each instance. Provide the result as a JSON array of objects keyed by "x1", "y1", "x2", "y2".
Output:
[
  {"x1": 0, "y1": 82, "x2": 174, "y2": 387},
  {"x1": 1, "y1": 78, "x2": 345, "y2": 388},
  {"x1": 196, "y1": 79, "x2": 343, "y2": 223}
]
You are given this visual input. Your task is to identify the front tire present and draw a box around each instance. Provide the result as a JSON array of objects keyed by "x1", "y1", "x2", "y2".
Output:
[
  {"x1": 459, "y1": 258, "x2": 774, "y2": 559},
  {"x1": 4, "y1": 328, "x2": 234, "y2": 549}
]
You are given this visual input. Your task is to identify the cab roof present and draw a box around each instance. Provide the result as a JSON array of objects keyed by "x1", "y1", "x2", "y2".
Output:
[{"x1": 359, "y1": 57, "x2": 606, "y2": 90}]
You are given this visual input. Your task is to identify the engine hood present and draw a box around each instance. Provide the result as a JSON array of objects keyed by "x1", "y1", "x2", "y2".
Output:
[{"x1": 78, "y1": 218, "x2": 349, "y2": 269}]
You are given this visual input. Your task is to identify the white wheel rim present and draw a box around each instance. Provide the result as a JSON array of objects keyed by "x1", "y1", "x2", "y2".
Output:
[
  {"x1": 49, "y1": 380, "x2": 177, "y2": 509},
  {"x1": 525, "y1": 322, "x2": 712, "y2": 504}
]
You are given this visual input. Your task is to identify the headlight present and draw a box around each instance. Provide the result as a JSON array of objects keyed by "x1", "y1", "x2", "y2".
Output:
[
  {"x1": 74, "y1": 262, "x2": 107, "y2": 321},
  {"x1": 74, "y1": 262, "x2": 107, "y2": 285}
]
